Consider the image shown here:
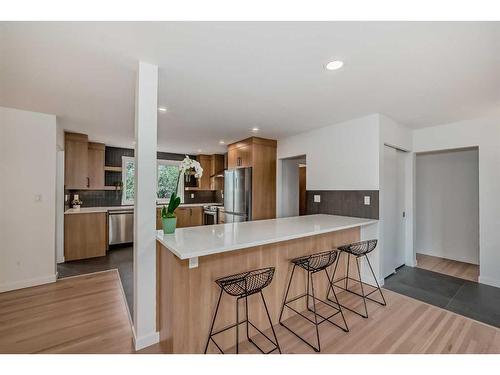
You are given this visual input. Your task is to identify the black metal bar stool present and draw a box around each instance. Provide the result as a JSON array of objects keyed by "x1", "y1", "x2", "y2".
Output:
[
  {"x1": 327, "y1": 239, "x2": 386, "y2": 319},
  {"x1": 278, "y1": 250, "x2": 348, "y2": 352},
  {"x1": 204, "y1": 267, "x2": 281, "y2": 354}
]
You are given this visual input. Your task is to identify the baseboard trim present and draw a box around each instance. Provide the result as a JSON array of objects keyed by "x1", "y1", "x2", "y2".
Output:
[
  {"x1": 133, "y1": 331, "x2": 160, "y2": 351},
  {"x1": 0, "y1": 274, "x2": 57, "y2": 293},
  {"x1": 478, "y1": 276, "x2": 500, "y2": 288}
]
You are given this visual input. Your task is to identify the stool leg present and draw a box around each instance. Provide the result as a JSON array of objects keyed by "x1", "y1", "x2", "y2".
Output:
[
  {"x1": 346, "y1": 253, "x2": 350, "y2": 290},
  {"x1": 365, "y1": 254, "x2": 387, "y2": 306},
  {"x1": 236, "y1": 297, "x2": 240, "y2": 354},
  {"x1": 260, "y1": 290, "x2": 282, "y2": 354},
  {"x1": 204, "y1": 288, "x2": 223, "y2": 354},
  {"x1": 355, "y1": 256, "x2": 369, "y2": 318},
  {"x1": 327, "y1": 251, "x2": 341, "y2": 301},
  {"x1": 324, "y1": 268, "x2": 349, "y2": 332},
  {"x1": 279, "y1": 264, "x2": 296, "y2": 324},
  {"x1": 309, "y1": 270, "x2": 321, "y2": 352},
  {"x1": 245, "y1": 295, "x2": 250, "y2": 341}
]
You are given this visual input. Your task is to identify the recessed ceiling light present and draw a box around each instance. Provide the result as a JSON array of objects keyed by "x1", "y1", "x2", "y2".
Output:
[
  {"x1": 158, "y1": 107, "x2": 167, "y2": 112},
  {"x1": 251, "y1": 127, "x2": 259, "y2": 132},
  {"x1": 325, "y1": 60, "x2": 344, "y2": 71},
  {"x1": 219, "y1": 140, "x2": 225, "y2": 145}
]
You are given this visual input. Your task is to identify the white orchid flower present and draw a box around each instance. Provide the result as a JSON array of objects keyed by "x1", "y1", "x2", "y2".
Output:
[{"x1": 179, "y1": 155, "x2": 203, "y2": 178}]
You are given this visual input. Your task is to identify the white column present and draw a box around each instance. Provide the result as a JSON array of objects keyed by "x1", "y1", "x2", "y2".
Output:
[{"x1": 133, "y1": 61, "x2": 159, "y2": 350}]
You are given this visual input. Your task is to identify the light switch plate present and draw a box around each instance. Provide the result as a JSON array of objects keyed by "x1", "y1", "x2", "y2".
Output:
[
  {"x1": 364, "y1": 196, "x2": 370, "y2": 205},
  {"x1": 314, "y1": 195, "x2": 321, "y2": 203},
  {"x1": 191, "y1": 193, "x2": 195, "y2": 199}
]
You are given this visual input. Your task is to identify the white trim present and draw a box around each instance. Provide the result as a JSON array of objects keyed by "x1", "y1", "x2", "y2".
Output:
[
  {"x1": 478, "y1": 276, "x2": 500, "y2": 289},
  {"x1": 122, "y1": 156, "x2": 135, "y2": 205},
  {"x1": 133, "y1": 331, "x2": 160, "y2": 351},
  {"x1": 0, "y1": 274, "x2": 57, "y2": 293}
]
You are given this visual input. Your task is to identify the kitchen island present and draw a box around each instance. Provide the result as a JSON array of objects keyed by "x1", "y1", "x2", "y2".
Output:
[{"x1": 156, "y1": 214, "x2": 378, "y2": 353}]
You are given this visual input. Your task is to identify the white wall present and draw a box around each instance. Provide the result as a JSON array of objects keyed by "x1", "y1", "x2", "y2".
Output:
[
  {"x1": 278, "y1": 114, "x2": 380, "y2": 191},
  {"x1": 415, "y1": 148, "x2": 479, "y2": 264},
  {"x1": 0, "y1": 106, "x2": 57, "y2": 292},
  {"x1": 277, "y1": 113, "x2": 414, "y2": 285},
  {"x1": 413, "y1": 114, "x2": 500, "y2": 286},
  {"x1": 278, "y1": 156, "x2": 305, "y2": 218}
]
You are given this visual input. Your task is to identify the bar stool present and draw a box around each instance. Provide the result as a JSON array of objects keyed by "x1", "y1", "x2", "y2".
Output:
[
  {"x1": 204, "y1": 267, "x2": 281, "y2": 354},
  {"x1": 327, "y1": 239, "x2": 386, "y2": 318},
  {"x1": 279, "y1": 250, "x2": 348, "y2": 352}
]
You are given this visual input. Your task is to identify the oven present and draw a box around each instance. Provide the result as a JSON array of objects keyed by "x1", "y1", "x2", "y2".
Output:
[{"x1": 203, "y1": 205, "x2": 218, "y2": 225}]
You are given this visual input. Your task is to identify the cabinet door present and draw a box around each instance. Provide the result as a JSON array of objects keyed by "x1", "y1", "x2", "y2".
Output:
[
  {"x1": 88, "y1": 142, "x2": 105, "y2": 189},
  {"x1": 64, "y1": 133, "x2": 89, "y2": 189},
  {"x1": 197, "y1": 155, "x2": 212, "y2": 190},
  {"x1": 64, "y1": 213, "x2": 107, "y2": 261},
  {"x1": 190, "y1": 206, "x2": 203, "y2": 226},
  {"x1": 228, "y1": 145, "x2": 252, "y2": 169},
  {"x1": 176, "y1": 207, "x2": 192, "y2": 228},
  {"x1": 156, "y1": 207, "x2": 162, "y2": 229},
  {"x1": 237, "y1": 145, "x2": 252, "y2": 168}
]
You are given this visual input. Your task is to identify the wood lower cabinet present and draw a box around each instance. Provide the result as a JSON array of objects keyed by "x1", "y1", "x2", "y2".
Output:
[
  {"x1": 156, "y1": 206, "x2": 204, "y2": 229},
  {"x1": 64, "y1": 212, "x2": 107, "y2": 261}
]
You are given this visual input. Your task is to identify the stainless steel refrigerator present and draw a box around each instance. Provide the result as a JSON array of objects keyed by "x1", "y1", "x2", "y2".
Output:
[{"x1": 224, "y1": 168, "x2": 252, "y2": 223}]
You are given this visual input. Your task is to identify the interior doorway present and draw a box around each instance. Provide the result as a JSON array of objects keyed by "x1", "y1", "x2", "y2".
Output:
[
  {"x1": 278, "y1": 155, "x2": 307, "y2": 218},
  {"x1": 415, "y1": 147, "x2": 479, "y2": 282},
  {"x1": 382, "y1": 144, "x2": 407, "y2": 278}
]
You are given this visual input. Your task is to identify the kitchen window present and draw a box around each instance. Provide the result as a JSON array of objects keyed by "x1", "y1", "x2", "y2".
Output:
[{"x1": 121, "y1": 157, "x2": 184, "y2": 205}]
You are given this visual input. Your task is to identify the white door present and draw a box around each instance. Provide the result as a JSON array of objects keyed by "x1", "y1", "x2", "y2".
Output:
[{"x1": 382, "y1": 145, "x2": 406, "y2": 278}]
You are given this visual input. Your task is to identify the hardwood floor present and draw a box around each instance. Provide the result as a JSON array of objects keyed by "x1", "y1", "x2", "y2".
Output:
[
  {"x1": 3, "y1": 267, "x2": 499, "y2": 354},
  {"x1": 0, "y1": 270, "x2": 134, "y2": 353},
  {"x1": 217, "y1": 287, "x2": 500, "y2": 354},
  {"x1": 416, "y1": 253, "x2": 479, "y2": 282}
]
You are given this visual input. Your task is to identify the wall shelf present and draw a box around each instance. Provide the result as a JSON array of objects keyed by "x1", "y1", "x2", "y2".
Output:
[{"x1": 104, "y1": 166, "x2": 122, "y2": 172}]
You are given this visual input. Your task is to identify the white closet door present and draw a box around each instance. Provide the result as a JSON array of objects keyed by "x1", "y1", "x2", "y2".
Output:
[{"x1": 383, "y1": 145, "x2": 406, "y2": 278}]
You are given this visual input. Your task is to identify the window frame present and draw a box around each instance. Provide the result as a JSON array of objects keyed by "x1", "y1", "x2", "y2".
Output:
[
  {"x1": 156, "y1": 159, "x2": 184, "y2": 205},
  {"x1": 121, "y1": 156, "x2": 184, "y2": 206}
]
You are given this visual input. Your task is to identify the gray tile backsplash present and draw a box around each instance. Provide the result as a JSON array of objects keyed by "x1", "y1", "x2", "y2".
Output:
[
  {"x1": 306, "y1": 190, "x2": 379, "y2": 219},
  {"x1": 67, "y1": 146, "x2": 219, "y2": 208}
]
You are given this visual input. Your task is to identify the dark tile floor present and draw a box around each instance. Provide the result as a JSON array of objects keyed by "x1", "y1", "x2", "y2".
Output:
[
  {"x1": 384, "y1": 265, "x2": 500, "y2": 328},
  {"x1": 57, "y1": 245, "x2": 133, "y2": 316}
]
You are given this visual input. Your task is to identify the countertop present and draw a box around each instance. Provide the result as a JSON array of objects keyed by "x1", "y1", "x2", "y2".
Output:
[
  {"x1": 64, "y1": 202, "x2": 222, "y2": 215},
  {"x1": 156, "y1": 214, "x2": 378, "y2": 260}
]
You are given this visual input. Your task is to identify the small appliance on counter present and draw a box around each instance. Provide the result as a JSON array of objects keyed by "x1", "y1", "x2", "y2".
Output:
[{"x1": 71, "y1": 194, "x2": 82, "y2": 210}]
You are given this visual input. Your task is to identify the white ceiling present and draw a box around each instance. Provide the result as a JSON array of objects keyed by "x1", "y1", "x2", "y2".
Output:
[{"x1": 1, "y1": 22, "x2": 499, "y2": 154}]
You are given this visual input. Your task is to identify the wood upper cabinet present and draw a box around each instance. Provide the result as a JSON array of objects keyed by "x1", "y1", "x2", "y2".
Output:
[
  {"x1": 87, "y1": 142, "x2": 105, "y2": 189},
  {"x1": 227, "y1": 137, "x2": 277, "y2": 220},
  {"x1": 65, "y1": 132, "x2": 89, "y2": 189},
  {"x1": 64, "y1": 212, "x2": 107, "y2": 261},
  {"x1": 228, "y1": 141, "x2": 252, "y2": 169},
  {"x1": 64, "y1": 132, "x2": 105, "y2": 189},
  {"x1": 196, "y1": 155, "x2": 212, "y2": 190},
  {"x1": 210, "y1": 154, "x2": 225, "y2": 191}
]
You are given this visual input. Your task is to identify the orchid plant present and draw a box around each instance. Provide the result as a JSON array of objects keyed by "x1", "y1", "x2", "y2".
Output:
[{"x1": 161, "y1": 156, "x2": 203, "y2": 219}]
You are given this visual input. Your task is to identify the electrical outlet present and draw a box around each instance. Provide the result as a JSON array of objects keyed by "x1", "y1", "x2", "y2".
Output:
[
  {"x1": 190, "y1": 193, "x2": 195, "y2": 199},
  {"x1": 314, "y1": 194, "x2": 321, "y2": 203},
  {"x1": 364, "y1": 196, "x2": 370, "y2": 205}
]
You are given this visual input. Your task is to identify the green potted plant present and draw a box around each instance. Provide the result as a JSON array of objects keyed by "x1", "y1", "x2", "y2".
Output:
[{"x1": 161, "y1": 156, "x2": 203, "y2": 234}]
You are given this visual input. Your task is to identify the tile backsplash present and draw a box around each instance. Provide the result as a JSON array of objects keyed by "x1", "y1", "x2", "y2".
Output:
[
  {"x1": 306, "y1": 190, "x2": 379, "y2": 219},
  {"x1": 66, "y1": 146, "x2": 221, "y2": 208}
]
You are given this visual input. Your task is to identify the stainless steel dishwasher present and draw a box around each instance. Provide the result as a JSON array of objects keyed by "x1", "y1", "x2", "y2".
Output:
[{"x1": 108, "y1": 209, "x2": 134, "y2": 245}]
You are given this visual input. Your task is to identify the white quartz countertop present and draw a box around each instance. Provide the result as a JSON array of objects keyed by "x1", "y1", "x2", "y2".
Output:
[
  {"x1": 64, "y1": 202, "x2": 221, "y2": 214},
  {"x1": 156, "y1": 214, "x2": 378, "y2": 260}
]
